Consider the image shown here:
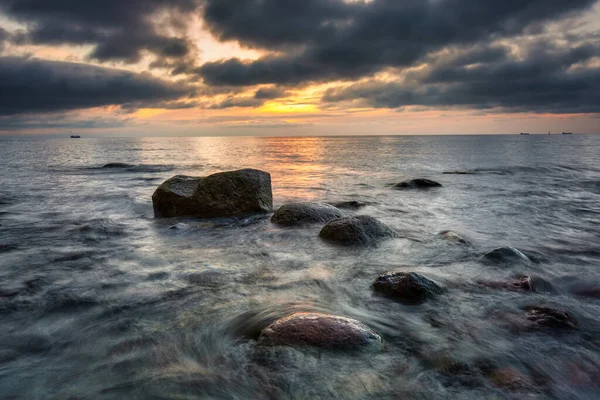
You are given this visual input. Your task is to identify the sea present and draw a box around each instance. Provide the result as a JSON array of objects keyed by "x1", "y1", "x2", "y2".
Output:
[{"x1": 0, "y1": 135, "x2": 599, "y2": 399}]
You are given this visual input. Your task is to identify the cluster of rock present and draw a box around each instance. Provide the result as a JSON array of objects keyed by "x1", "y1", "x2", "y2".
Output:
[{"x1": 151, "y1": 169, "x2": 578, "y2": 362}]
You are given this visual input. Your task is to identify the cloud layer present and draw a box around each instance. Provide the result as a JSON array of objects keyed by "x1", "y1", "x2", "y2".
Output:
[
  {"x1": 0, "y1": 56, "x2": 192, "y2": 115},
  {"x1": 0, "y1": 0, "x2": 599, "y2": 121}
]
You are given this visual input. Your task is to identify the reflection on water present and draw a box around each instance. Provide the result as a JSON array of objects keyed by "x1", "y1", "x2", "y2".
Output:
[{"x1": 0, "y1": 135, "x2": 600, "y2": 399}]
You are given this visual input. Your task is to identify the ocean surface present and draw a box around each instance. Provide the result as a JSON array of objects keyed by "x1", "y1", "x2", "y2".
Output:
[{"x1": 1, "y1": 135, "x2": 600, "y2": 399}]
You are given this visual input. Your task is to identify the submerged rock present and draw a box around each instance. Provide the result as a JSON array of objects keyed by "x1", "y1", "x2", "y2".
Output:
[
  {"x1": 478, "y1": 275, "x2": 534, "y2": 292},
  {"x1": 330, "y1": 201, "x2": 369, "y2": 210},
  {"x1": 372, "y1": 272, "x2": 445, "y2": 303},
  {"x1": 102, "y1": 163, "x2": 134, "y2": 168},
  {"x1": 571, "y1": 285, "x2": 600, "y2": 299},
  {"x1": 259, "y1": 312, "x2": 382, "y2": 350},
  {"x1": 271, "y1": 202, "x2": 343, "y2": 226},
  {"x1": 481, "y1": 247, "x2": 530, "y2": 265},
  {"x1": 393, "y1": 178, "x2": 442, "y2": 189},
  {"x1": 442, "y1": 171, "x2": 476, "y2": 175},
  {"x1": 438, "y1": 230, "x2": 469, "y2": 245},
  {"x1": 525, "y1": 306, "x2": 577, "y2": 330},
  {"x1": 319, "y1": 216, "x2": 397, "y2": 246},
  {"x1": 152, "y1": 169, "x2": 272, "y2": 218},
  {"x1": 488, "y1": 368, "x2": 529, "y2": 391}
]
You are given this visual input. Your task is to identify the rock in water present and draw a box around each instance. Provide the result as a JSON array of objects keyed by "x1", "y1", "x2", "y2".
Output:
[
  {"x1": 102, "y1": 163, "x2": 134, "y2": 168},
  {"x1": 478, "y1": 276, "x2": 535, "y2": 292},
  {"x1": 152, "y1": 169, "x2": 272, "y2": 218},
  {"x1": 319, "y1": 216, "x2": 397, "y2": 246},
  {"x1": 438, "y1": 230, "x2": 469, "y2": 245},
  {"x1": 393, "y1": 178, "x2": 442, "y2": 189},
  {"x1": 525, "y1": 306, "x2": 577, "y2": 330},
  {"x1": 481, "y1": 247, "x2": 530, "y2": 265},
  {"x1": 372, "y1": 271, "x2": 444, "y2": 303},
  {"x1": 330, "y1": 201, "x2": 369, "y2": 210},
  {"x1": 259, "y1": 312, "x2": 382, "y2": 350},
  {"x1": 271, "y1": 202, "x2": 343, "y2": 226}
]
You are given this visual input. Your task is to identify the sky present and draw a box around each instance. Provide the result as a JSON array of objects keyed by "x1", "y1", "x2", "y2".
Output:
[{"x1": 0, "y1": 0, "x2": 599, "y2": 136}]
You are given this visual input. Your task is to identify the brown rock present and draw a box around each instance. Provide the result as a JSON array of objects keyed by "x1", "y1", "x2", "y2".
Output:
[{"x1": 259, "y1": 312, "x2": 382, "y2": 350}]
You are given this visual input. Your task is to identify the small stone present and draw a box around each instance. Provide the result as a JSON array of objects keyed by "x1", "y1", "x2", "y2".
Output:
[
  {"x1": 488, "y1": 368, "x2": 529, "y2": 391},
  {"x1": 393, "y1": 179, "x2": 442, "y2": 189},
  {"x1": 271, "y1": 202, "x2": 343, "y2": 226},
  {"x1": 319, "y1": 216, "x2": 397, "y2": 246},
  {"x1": 525, "y1": 306, "x2": 577, "y2": 330},
  {"x1": 102, "y1": 163, "x2": 134, "y2": 168},
  {"x1": 481, "y1": 247, "x2": 531, "y2": 265},
  {"x1": 438, "y1": 230, "x2": 469, "y2": 245},
  {"x1": 373, "y1": 272, "x2": 444, "y2": 303}
]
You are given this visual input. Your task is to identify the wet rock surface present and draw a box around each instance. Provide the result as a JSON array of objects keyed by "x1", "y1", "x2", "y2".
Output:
[
  {"x1": 271, "y1": 202, "x2": 343, "y2": 226},
  {"x1": 481, "y1": 247, "x2": 531, "y2": 265},
  {"x1": 259, "y1": 312, "x2": 382, "y2": 350},
  {"x1": 372, "y1": 272, "x2": 445, "y2": 303},
  {"x1": 319, "y1": 216, "x2": 397, "y2": 246},
  {"x1": 393, "y1": 178, "x2": 443, "y2": 189},
  {"x1": 102, "y1": 163, "x2": 134, "y2": 168},
  {"x1": 478, "y1": 275, "x2": 535, "y2": 292},
  {"x1": 525, "y1": 306, "x2": 577, "y2": 330},
  {"x1": 329, "y1": 201, "x2": 369, "y2": 210},
  {"x1": 438, "y1": 230, "x2": 469, "y2": 245},
  {"x1": 152, "y1": 169, "x2": 273, "y2": 218}
]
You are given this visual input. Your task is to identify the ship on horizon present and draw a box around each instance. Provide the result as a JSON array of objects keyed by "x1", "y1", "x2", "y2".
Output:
[
  {"x1": 519, "y1": 132, "x2": 530, "y2": 135},
  {"x1": 562, "y1": 132, "x2": 573, "y2": 135},
  {"x1": 70, "y1": 135, "x2": 81, "y2": 138}
]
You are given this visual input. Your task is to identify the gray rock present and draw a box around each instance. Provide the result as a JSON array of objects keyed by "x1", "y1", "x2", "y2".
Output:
[
  {"x1": 319, "y1": 216, "x2": 397, "y2": 246},
  {"x1": 393, "y1": 178, "x2": 442, "y2": 189},
  {"x1": 152, "y1": 169, "x2": 272, "y2": 218},
  {"x1": 481, "y1": 247, "x2": 531, "y2": 265},
  {"x1": 372, "y1": 271, "x2": 444, "y2": 303},
  {"x1": 438, "y1": 230, "x2": 469, "y2": 245},
  {"x1": 271, "y1": 202, "x2": 343, "y2": 226},
  {"x1": 259, "y1": 312, "x2": 382, "y2": 350}
]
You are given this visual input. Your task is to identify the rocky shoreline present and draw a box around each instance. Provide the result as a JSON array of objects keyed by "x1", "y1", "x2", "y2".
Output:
[{"x1": 150, "y1": 168, "x2": 582, "y2": 392}]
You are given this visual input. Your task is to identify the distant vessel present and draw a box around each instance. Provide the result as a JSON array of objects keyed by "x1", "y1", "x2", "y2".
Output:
[
  {"x1": 70, "y1": 135, "x2": 81, "y2": 139},
  {"x1": 562, "y1": 132, "x2": 573, "y2": 135},
  {"x1": 519, "y1": 132, "x2": 530, "y2": 135}
]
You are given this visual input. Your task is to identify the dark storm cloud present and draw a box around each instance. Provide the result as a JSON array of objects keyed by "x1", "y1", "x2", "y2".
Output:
[
  {"x1": 322, "y1": 37, "x2": 600, "y2": 114},
  {"x1": 198, "y1": 0, "x2": 598, "y2": 86},
  {"x1": 254, "y1": 87, "x2": 289, "y2": 100},
  {"x1": 0, "y1": 0, "x2": 200, "y2": 62},
  {"x1": 0, "y1": 56, "x2": 193, "y2": 115}
]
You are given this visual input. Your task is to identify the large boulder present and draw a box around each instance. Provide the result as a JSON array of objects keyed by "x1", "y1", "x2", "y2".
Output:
[
  {"x1": 271, "y1": 202, "x2": 343, "y2": 226},
  {"x1": 152, "y1": 169, "x2": 272, "y2": 218},
  {"x1": 393, "y1": 178, "x2": 442, "y2": 189},
  {"x1": 372, "y1": 271, "x2": 445, "y2": 303},
  {"x1": 319, "y1": 216, "x2": 397, "y2": 246},
  {"x1": 259, "y1": 312, "x2": 382, "y2": 350},
  {"x1": 481, "y1": 247, "x2": 531, "y2": 266}
]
